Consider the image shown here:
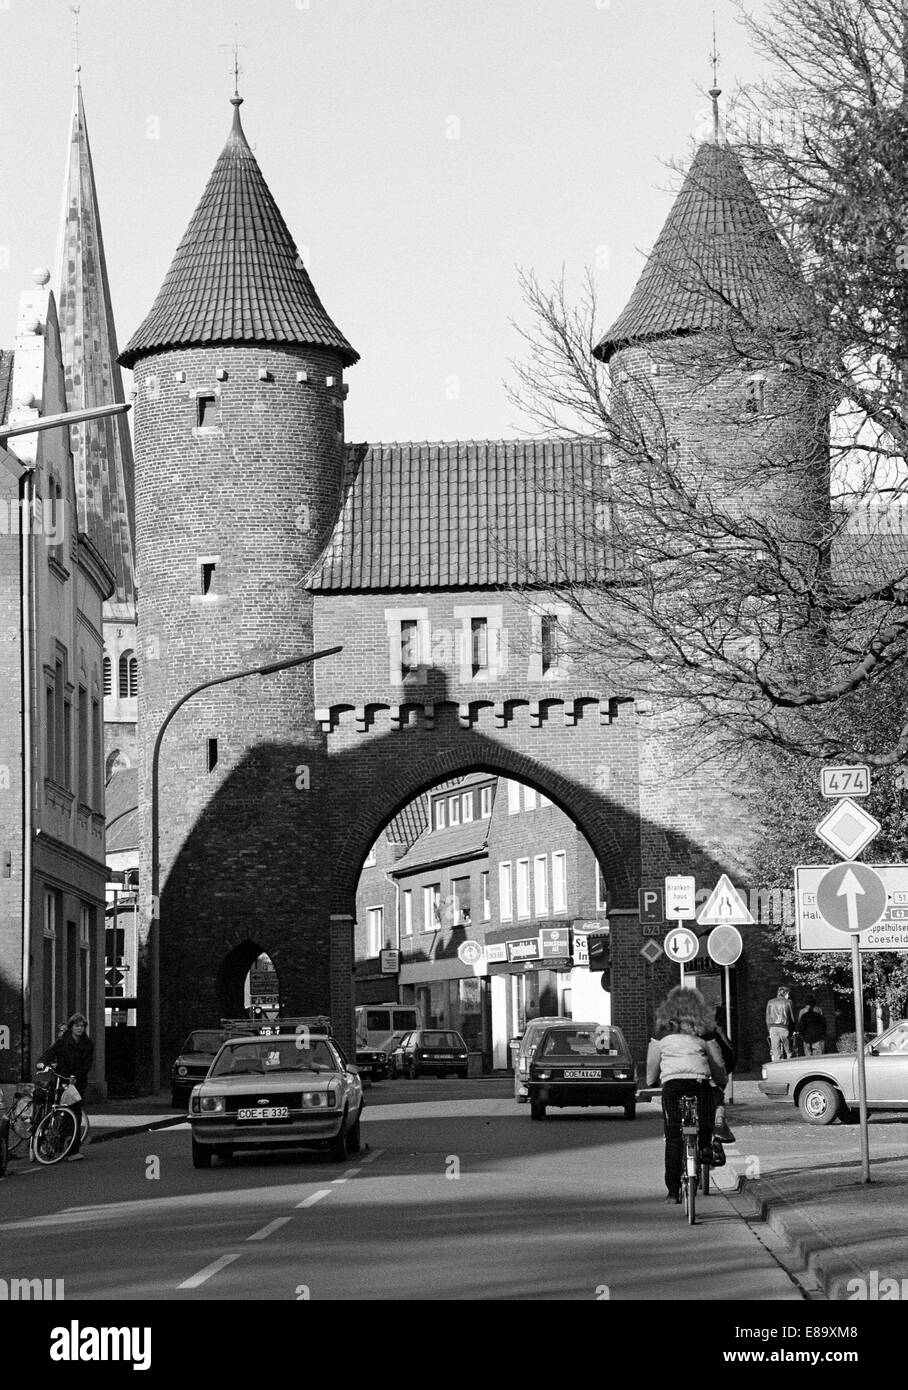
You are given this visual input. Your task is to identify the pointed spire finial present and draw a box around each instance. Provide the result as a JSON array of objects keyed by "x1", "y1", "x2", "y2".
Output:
[
  {"x1": 70, "y1": 4, "x2": 82, "y2": 81},
  {"x1": 708, "y1": 10, "x2": 722, "y2": 142}
]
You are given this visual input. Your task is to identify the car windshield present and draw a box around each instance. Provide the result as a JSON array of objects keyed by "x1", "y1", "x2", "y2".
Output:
[
  {"x1": 181, "y1": 1030, "x2": 224, "y2": 1055},
  {"x1": 420, "y1": 1032, "x2": 464, "y2": 1049},
  {"x1": 541, "y1": 1027, "x2": 627, "y2": 1058},
  {"x1": 874, "y1": 1022, "x2": 908, "y2": 1054},
  {"x1": 210, "y1": 1038, "x2": 339, "y2": 1077}
]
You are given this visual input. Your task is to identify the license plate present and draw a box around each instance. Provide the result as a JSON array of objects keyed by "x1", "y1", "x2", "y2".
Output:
[
  {"x1": 237, "y1": 1106, "x2": 289, "y2": 1120},
  {"x1": 564, "y1": 1069, "x2": 601, "y2": 1079},
  {"x1": 431, "y1": 1054, "x2": 454, "y2": 1059}
]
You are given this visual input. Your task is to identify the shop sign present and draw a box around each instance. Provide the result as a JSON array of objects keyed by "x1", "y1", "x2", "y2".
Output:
[
  {"x1": 506, "y1": 938, "x2": 540, "y2": 963},
  {"x1": 485, "y1": 943, "x2": 508, "y2": 963},
  {"x1": 539, "y1": 926, "x2": 571, "y2": 959}
]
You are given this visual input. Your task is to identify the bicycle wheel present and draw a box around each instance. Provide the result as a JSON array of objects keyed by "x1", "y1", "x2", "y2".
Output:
[
  {"x1": 33, "y1": 1107, "x2": 78, "y2": 1165},
  {"x1": 6, "y1": 1096, "x2": 34, "y2": 1153},
  {"x1": 686, "y1": 1173, "x2": 698, "y2": 1225}
]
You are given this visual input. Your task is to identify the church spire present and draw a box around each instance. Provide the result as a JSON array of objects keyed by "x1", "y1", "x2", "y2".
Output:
[
  {"x1": 55, "y1": 75, "x2": 136, "y2": 613},
  {"x1": 709, "y1": 12, "x2": 722, "y2": 142}
]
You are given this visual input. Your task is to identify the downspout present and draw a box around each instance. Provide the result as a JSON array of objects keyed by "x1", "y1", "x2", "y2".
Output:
[
  {"x1": 384, "y1": 867, "x2": 401, "y2": 1005},
  {"x1": 19, "y1": 466, "x2": 34, "y2": 1078}
]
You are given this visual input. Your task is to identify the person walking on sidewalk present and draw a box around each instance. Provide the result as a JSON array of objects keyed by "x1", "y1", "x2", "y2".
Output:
[
  {"x1": 797, "y1": 996, "x2": 827, "y2": 1056},
  {"x1": 39, "y1": 1012, "x2": 92, "y2": 1161},
  {"x1": 766, "y1": 987, "x2": 796, "y2": 1061},
  {"x1": 646, "y1": 987, "x2": 727, "y2": 1203}
]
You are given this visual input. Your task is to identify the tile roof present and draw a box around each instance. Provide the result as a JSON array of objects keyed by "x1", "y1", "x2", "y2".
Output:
[
  {"x1": 306, "y1": 438, "x2": 611, "y2": 592},
  {"x1": 595, "y1": 141, "x2": 812, "y2": 362},
  {"x1": 56, "y1": 80, "x2": 136, "y2": 609},
  {"x1": 390, "y1": 817, "x2": 491, "y2": 875},
  {"x1": 0, "y1": 350, "x2": 14, "y2": 426},
  {"x1": 386, "y1": 797, "x2": 429, "y2": 848},
  {"x1": 120, "y1": 100, "x2": 357, "y2": 369},
  {"x1": 105, "y1": 767, "x2": 138, "y2": 853}
]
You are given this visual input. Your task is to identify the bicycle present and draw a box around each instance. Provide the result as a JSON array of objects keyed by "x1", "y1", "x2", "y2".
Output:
[
  {"x1": 27, "y1": 1067, "x2": 82, "y2": 1166},
  {"x1": 680, "y1": 1094, "x2": 712, "y2": 1226},
  {"x1": 5, "y1": 1073, "x2": 89, "y2": 1160}
]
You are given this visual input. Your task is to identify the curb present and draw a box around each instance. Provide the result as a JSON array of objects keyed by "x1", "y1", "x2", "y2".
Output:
[{"x1": 87, "y1": 1115, "x2": 186, "y2": 1145}]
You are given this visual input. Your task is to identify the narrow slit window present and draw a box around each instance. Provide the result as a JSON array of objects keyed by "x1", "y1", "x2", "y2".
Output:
[
  {"x1": 745, "y1": 376, "x2": 766, "y2": 415},
  {"x1": 207, "y1": 738, "x2": 218, "y2": 772},
  {"x1": 471, "y1": 617, "x2": 489, "y2": 676},
  {"x1": 400, "y1": 618, "x2": 420, "y2": 677},
  {"x1": 541, "y1": 616, "x2": 562, "y2": 676},
  {"x1": 103, "y1": 656, "x2": 111, "y2": 696},
  {"x1": 200, "y1": 562, "x2": 216, "y2": 596}
]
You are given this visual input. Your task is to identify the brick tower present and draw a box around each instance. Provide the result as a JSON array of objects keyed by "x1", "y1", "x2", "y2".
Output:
[{"x1": 120, "y1": 94, "x2": 358, "y2": 1082}]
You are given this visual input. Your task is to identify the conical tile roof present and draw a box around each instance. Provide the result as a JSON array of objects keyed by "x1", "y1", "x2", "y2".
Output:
[
  {"x1": 120, "y1": 99, "x2": 357, "y2": 368},
  {"x1": 55, "y1": 77, "x2": 136, "y2": 609},
  {"x1": 594, "y1": 141, "x2": 812, "y2": 362}
]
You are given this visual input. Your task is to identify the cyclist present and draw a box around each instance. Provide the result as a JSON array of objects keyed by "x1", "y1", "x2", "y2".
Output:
[
  {"x1": 39, "y1": 1012, "x2": 93, "y2": 1162},
  {"x1": 646, "y1": 987, "x2": 727, "y2": 1203}
]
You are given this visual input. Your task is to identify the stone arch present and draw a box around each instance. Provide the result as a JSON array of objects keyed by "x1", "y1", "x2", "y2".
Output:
[
  {"x1": 328, "y1": 739, "x2": 636, "y2": 917},
  {"x1": 217, "y1": 939, "x2": 270, "y2": 1018}
]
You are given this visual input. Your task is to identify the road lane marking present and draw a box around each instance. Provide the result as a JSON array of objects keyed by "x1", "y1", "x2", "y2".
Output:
[
  {"x1": 296, "y1": 1189, "x2": 331, "y2": 1208},
  {"x1": 360, "y1": 1148, "x2": 385, "y2": 1165},
  {"x1": 247, "y1": 1217, "x2": 293, "y2": 1241},
  {"x1": 177, "y1": 1253, "x2": 242, "y2": 1288}
]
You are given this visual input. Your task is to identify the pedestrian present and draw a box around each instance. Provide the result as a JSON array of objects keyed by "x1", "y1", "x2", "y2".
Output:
[
  {"x1": 765, "y1": 986, "x2": 796, "y2": 1061},
  {"x1": 646, "y1": 987, "x2": 727, "y2": 1203},
  {"x1": 797, "y1": 995, "x2": 827, "y2": 1057},
  {"x1": 39, "y1": 1012, "x2": 93, "y2": 1161}
]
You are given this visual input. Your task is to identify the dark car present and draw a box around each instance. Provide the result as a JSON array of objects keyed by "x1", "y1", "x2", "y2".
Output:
[
  {"x1": 391, "y1": 1029, "x2": 469, "y2": 1079},
  {"x1": 527, "y1": 1022, "x2": 637, "y2": 1120},
  {"x1": 355, "y1": 1044, "x2": 390, "y2": 1080},
  {"x1": 170, "y1": 1029, "x2": 228, "y2": 1109}
]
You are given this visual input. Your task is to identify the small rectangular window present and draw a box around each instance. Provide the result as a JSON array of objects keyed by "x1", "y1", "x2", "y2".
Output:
[
  {"x1": 534, "y1": 855, "x2": 549, "y2": 916},
  {"x1": 516, "y1": 859, "x2": 530, "y2": 919},
  {"x1": 403, "y1": 890, "x2": 413, "y2": 937},
  {"x1": 553, "y1": 852, "x2": 567, "y2": 913},
  {"x1": 367, "y1": 906, "x2": 384, "y2": 956},
  {"x1": 434, "y1": 799, "x2": 446, "y2": 831},
  {"x1": 462, "y1": 792, "x2": 474, "y2": 822},
  {"x1": 197, "y1": 394, "x2": 218, "y2": 427},
  {"x1": 524, "y1": 786, "x2": 537, "y2": 811},
  {"x1": 499, "y1": 862, "x2": 512, "y2": 921},
  {"x1": 451, "y1": 876, "x2": 471, "y2": 925},
  {"x1": 423, "y1": 883, "x2": 441, "y2": 930},
  {"x1": 200, "y1": 562, "x2": 216, "y2": 596},
  {"x1": 449, "y1": 796, "x2": 461, "y2": 826},
  {"x1": 481, "y1": 871, "x2": 490, "y2": 920},
  {"x1": 78, "y1": 687, "x2": 88, "y2": 802},
  {"x1": 539, "y1": 793, "x2": 551, "y2": 808},
  {"x1": 507, "y1": 780, "x2": 521, "y2": 815},
  {"x1": 207, "y1": 737, "x2": 218, "y2": 772},
  {"x1": 541, "y1": 616, "x2": 559, "y2": 675},
  {"x1": 596, "y1": 863, "x2": 608, "y2": 911},
  {"x1": 480, "y1": 786, "x2": 493, "y2": 819},
  {"x1": 471, "y1": 617, "x2": 489, "y2": 676},
  {"x1": 400, "y1": 619, "x2": 420, "y2": 678}
]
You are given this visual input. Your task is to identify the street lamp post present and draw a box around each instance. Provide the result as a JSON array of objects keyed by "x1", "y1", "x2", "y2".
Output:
[{"x1": 148, "y1": 646, "x2": 342, "y2": 1091}]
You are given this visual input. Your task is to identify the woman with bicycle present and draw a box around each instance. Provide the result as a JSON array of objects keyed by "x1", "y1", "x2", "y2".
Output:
[
  {"x1": 39, "y1": 1012, "x2": 92, "y2": 1161},
  {"x1": 646, "y1": 987, "x2": 727, "y2": 1203}
]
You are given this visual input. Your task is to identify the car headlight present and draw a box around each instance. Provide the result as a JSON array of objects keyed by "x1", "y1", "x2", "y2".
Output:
[
  {"x1": 300, "y1": 1092, "x2": 330, "y2": 1108},
  {"x1": 613, "y1": 1070, "x2": 630, "y2": 1079},
  {"x1": 761, "y1": 1067, "x2": 767, "y2": 1079},
  {"x1": 458, "y1": 1053, "x2": 468, "y2": 1060},
  {"x1": 197, "y1": 1095, "x2": 225, "y2": 1113},
  {"x1": 177, "y1": 1066, "x2": 188, "y2": 1077},
  {"x1": 326, "y1": 1088, "x2": 337, "y2": 1107},
  {"x1": 535, "y1": 1070, "x2": 551, "y2": 1080}
]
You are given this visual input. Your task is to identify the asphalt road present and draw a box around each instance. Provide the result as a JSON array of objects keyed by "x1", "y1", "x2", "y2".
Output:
[{"x1": 0, "y1": 1079, "x2": 804, "y2": 1302}]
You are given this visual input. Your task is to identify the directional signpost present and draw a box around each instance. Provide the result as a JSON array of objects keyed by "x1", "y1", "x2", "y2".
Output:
[
  {"x1": 813, "y1": 765, "x2": 878, "y2": 1183},
  {"x1": 663, "y1": 925, "x2": 699, "y2": 984},
  {"x1": 697, "y1": 878, "x2": 752, "y2": 1102},
  {"x1": 664, "y1": 876, "x2": 697, "y2": 983}
]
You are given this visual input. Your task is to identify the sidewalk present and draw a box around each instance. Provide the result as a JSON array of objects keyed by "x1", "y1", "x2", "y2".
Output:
[{"x1": 700, "y1": 1082, "x2": 908, "y2": 1301}]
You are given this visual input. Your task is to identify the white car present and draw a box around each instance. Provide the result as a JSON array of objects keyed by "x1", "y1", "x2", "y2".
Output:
[{"x1": 189, "y1": 1032, "x2": 364, "y2": 1167}]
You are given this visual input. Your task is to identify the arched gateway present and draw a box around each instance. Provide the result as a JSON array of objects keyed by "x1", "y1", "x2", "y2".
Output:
[{"x1": 121, "y1": 96, "x2": 821, "y2": 1085}]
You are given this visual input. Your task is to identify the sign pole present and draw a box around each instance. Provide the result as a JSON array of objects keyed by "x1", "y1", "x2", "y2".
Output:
[
  {"x1": 679, "y1": 922, "x2": 685, "y2": 987},
  {"x1": 850, "y1": 933, "x2": 871, "y2": 1184},
  {"x1": 724, "y1": 962, "x2": 734, "y2": 1105}
]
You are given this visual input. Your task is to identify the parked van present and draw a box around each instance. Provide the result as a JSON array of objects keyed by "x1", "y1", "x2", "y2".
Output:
[
  {"x1": 513, "y1": 1016, "x2": 572, "y2": 1102},
  {"x1": 355, "y1": 1004, "x2": 421, "y2": 1051}
]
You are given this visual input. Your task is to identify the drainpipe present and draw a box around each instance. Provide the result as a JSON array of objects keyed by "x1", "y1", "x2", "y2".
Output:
[
  {"x1": 19, "y1": 465, "x2": 34, "y2": 1079},
  {"x1": 384, "y1": 867, "x2": 401, "y2": 1005}
]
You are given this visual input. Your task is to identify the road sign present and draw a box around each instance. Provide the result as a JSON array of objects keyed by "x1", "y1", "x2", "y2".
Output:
[
  {"x1": 665, "y1": 876, "x2": 696, "y2": 920},
  {"x1": 795, "y1": 864, "x2": 908, "y2": 951},
  {"x1": 640, "y1": 939, "x2": 663, "y2": 964},
  {"x1": 663, "y1": 926, "x2": 699, "y2": 963},
  {"x1": 815, "y1": 798, "x2": 881, "y2": 861},
  {"x1": 638, "y1": 887, "x2": 664, "y2": 925},
  {"x1": 821, "y1": 765, "x2": 871, "y2": 798},
  {"x1": 816, "y1": 861, "x2": 888, "y2": 936},
  {"x1": 697, "y1": 874, "x2": 755, "y2": 926},
  {"x1": 457, "y1": 940, "x2": 484, "y2": 966},
  {"x1": 706, "y1": 924, "x2": 743, "y2": 965},
  {"x1": 539, "y1": 926, "x2": 571, "y2": 959}
]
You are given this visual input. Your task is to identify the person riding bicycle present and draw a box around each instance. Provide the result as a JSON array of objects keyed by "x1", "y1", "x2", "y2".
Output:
[
  {"x1": 39, "y1": 1012, "x2": 92, "y2": 1161},
  {"x1": 646, "y1": 987, "x2": 727, "y2": 1204}
]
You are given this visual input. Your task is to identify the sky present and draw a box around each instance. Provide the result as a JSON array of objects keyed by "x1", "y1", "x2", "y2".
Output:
[{"x1": 0, "y1": 0, "x2": 771, "y2": 442}]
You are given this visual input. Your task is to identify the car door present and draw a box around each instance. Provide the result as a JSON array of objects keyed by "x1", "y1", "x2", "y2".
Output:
[{"x1": 857, "y1": 1023, "x2": 908, "y2": 1105}]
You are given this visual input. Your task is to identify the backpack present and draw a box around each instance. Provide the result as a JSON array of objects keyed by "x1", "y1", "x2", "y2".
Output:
[{"x1": 767, "y1": 998, "x2": 791, "y2": 1027}]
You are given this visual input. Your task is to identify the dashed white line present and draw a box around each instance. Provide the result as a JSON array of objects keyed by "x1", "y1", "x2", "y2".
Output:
[
  {"x1": 177, "y1": 1252, "x2": 242, "y2": 1288},
  {"x1": 247, "y1": 1217, "x2": 293, "y2": 1241},
  {"x1": 360, "y1": 1148, "x2": 385, "y2": 1165},
  {"x1": 296, "y1": 1189, "x2": 332, "y2": 1209}
]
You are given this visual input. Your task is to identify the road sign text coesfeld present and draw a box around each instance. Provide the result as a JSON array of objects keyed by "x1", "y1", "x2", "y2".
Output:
[{"x1": 795, "y1": 863, "x2": 908, "y2": 951}]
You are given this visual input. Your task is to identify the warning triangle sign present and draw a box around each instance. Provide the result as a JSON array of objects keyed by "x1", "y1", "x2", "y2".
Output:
[{"x1": 696, "y1": 874, "x2": 755, "y2": 926}]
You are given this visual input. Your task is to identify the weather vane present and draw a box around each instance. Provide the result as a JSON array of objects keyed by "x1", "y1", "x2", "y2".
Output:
[
  {"x1": 219, "y1": 23, "x2": 246, "y2": 102},
  {"x1": 70, "y1": 4, "x2": 81, "y2": 73},
  {"x1": 708, "y1": 10, "x2": 722, "y2": 141}
]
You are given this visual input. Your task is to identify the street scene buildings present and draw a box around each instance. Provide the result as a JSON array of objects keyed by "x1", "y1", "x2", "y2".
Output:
[{"x1": 1, "y1": 1, "x2": 907, "y2": 1334}]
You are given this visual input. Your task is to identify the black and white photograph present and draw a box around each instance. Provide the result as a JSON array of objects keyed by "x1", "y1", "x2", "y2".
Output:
[{"x1": 0, "y1": 0, "x2": 906, "y2": 1359}]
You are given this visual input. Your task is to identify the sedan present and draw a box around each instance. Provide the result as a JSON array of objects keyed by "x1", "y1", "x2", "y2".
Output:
[
  {"x1": 527, "y1": 1023, "x2": 637, "y2": 1120},
  {"x1": 188, "y1": 1033, "x2": 363, "y2": 1167},
  {"x1": 391, "y1": 1030, "x2": 469, "y2": 1079},
  {"x1": 758, "y1": 1019, "x2": 908, "y2": 1124}
]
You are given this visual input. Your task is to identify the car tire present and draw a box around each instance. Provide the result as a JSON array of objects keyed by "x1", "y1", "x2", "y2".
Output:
[
  {"x1": 328, "y1": 1112, "x2": 350, "y2": 1163},
  {"x1": 624, "y1": 1100, "x2": 636, "y2": 1121},
  {"x1": 530, "y1": 1101, "x2": 546, "y2": 1121},
  {"x1": 798, "y1": 1079, "x2": 841, "y2": 1125},
  {"x1": 191, "y1": 1138, "x2": 212, "y2": 1169},
  {"x1": 347, "y1": 1108, "x2": 362, "y2": 1154}
]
